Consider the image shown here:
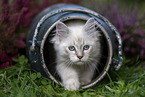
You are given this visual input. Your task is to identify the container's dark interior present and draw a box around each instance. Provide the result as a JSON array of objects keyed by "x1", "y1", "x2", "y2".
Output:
[{"x1": 43, "y1": 19, "x2": 109, "y2": 84}]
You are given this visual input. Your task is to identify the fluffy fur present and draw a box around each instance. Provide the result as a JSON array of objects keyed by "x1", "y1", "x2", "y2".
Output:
[{"x1": 51, "y1": 18, "x2": 101, "y2": 91}]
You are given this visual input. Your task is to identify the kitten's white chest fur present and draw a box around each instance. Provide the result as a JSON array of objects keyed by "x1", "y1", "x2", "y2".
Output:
[{"x1": 51, "y1": 18, "x2": 101, "y2": 91}]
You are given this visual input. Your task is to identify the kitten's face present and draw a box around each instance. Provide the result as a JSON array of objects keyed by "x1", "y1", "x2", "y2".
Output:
[
  {"x1": 65, "y1": 38, "x2": 97, "y2": 65},
  {"x1": 51, "y1": 18, "x2": 100, "y2": 65}
]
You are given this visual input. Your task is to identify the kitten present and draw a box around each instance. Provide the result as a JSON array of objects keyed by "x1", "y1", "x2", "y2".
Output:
[{"x1": 51, "y1": 18, "x2": 101, "y2": 91}]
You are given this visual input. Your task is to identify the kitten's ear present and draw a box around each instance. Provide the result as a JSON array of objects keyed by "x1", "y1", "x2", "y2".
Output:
[
  {"x1": 51, "y1": 22, "x2": 69, "y2": 43},
  {"x1": 84, "y1": 18, "x2": 99, "y2": 38}
]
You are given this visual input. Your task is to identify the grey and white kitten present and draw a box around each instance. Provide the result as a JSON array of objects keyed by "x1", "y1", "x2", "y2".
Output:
[{"x1": 51, "y1": 18, "x2": 101, "y2": 91}]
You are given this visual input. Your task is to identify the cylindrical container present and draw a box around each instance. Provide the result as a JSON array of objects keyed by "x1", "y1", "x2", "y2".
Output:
[{"x1": 26, "y1": 4, "x2": 123, "y2": 89}]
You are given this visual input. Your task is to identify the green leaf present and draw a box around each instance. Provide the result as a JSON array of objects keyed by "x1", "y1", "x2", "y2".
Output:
[
  {"x1": 31, "y1": 73, "x2": 37, "y2": 80},
  {"x1": 82, "y1": 93, "x2": 89, "y2": 97},
  {"x1": 37, "y1": 72, "x2": 41, "y2": 78},
  {"x1": 105, "y1": 85, "x2": 118, "y2": 93},
  {"x1": 16, "y1": 92, "x2": 24, "y2": 97},
  {"x1": 41, "y1": 79, "x2": 48, "y2": 85},
  {"x1": 13, "y1": 58, "x2": 18, "y2": 62}
]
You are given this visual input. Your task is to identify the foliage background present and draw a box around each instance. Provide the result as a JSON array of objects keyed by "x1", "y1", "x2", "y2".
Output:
[
  {"x1": 0, "y1": 0, "x2": 144, "y2": 69},
  {"x1": 0, "y1": 0, "x2": 145, "y2": 96},
  {"x1": 0, "y1": 0, "x2": 81, "y2": 69}
]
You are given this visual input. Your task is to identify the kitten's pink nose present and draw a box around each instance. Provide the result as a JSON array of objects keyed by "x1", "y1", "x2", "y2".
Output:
[{"x1": 77, "y1": 55, "x2": 83, "y2": 59}]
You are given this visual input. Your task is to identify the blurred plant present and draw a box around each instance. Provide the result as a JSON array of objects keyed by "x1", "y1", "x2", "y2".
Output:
[
  {"x1": 105, "y1": 5, "x2": 145, "y2": 60},
  {"x1": 84, "y1": 1, "x2": 145, "y2": 60},
  {"x1": 0, "y1": 0, "x2": 81, "y2": 69}
]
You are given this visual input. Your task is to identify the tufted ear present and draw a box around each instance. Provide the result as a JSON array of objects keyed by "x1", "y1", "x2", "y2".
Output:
[
  {"x1": 51, "y1": 22, "x2": 70, "y2": 43},
  {"x1": 56, "y1": 22, "x2": 70, "y2": 40},
  {"x1": 84, "y1": 18, "x2": 99, "y2": 38}
]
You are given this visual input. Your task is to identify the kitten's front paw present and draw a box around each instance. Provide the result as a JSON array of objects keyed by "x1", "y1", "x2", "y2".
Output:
[{"x1": 64, "y1": 79, "x2": 80, "y2": 91}]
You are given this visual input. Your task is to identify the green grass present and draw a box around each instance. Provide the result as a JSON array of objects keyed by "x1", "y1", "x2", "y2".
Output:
[{"x1": 0, "y1": 55, "x2": 145, "y2": 97}]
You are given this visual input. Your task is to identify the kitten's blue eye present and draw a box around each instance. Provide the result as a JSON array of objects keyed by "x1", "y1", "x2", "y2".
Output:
[
  {"x1": 83, "y1": 45, "x2": 90, "y2": 50},
  {"x1": 68, "y1": 46, "x2": 75, "y2": 51}
]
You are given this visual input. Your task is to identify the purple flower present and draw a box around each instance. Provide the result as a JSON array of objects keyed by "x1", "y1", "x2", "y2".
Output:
[
  {"x1": 133, "y1": 30, "x2": 144, "y2": 36},
  {"x1": 0, "y1": 51, "x2": 9, "y2": 62},
  {"x1": 124, "y1": 47, "x2": 130, "y2": 52},
  {"x1": 129, "y1": 38, "x2": 134, "y2": 43},
  {"x1": 15, "y1": 40, "x2": 26, "y2": 49},
  {"x1": 140, "y1": 49, "x2": 145, "y2": 59},
  {"x1": 137, "y1": 41, "x2": 145, "y2": 49},
  {"x1": 1, "y1": 62, "x2": 10, "y2": 69},
  {"x1": 122, "y1": 34, "x2": 131, "y2": 40}
]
